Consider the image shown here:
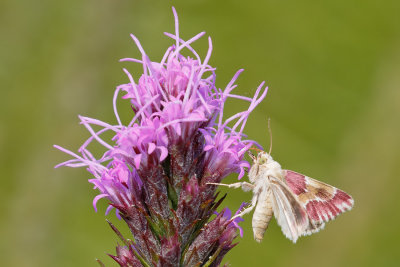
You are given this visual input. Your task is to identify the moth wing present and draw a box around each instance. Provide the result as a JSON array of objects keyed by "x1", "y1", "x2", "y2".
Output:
[
  {"x1": 283, "y1": 170, "x2": 354, "y2": 233},
  {"x1": 268, "y1": 176, "x2": 309, "y2": 243}
]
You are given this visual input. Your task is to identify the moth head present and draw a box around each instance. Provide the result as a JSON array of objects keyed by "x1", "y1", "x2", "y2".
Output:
[{"x1": 257, "y1": 151, "x2": 273, "y2": 165}]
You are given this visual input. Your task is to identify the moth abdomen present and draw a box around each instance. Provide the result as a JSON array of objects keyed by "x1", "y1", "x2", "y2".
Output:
[{"x1": 252, "y1": 189, "x2": 273, "y2": 242}]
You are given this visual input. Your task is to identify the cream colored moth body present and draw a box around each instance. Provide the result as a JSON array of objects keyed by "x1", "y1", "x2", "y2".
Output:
[{"x1": 248, "y1": 152, "x2": 282, "y2": 242}]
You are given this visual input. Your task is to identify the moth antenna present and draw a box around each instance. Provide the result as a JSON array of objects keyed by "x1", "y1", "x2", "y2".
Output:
[{"x1": 267, "y1": 118, "x2": 273, "y2": 156}]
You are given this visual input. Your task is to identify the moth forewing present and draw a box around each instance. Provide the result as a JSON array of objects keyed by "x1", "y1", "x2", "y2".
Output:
[{"x1": 283, "y1": 170, "x2": 354, "y2": 226}]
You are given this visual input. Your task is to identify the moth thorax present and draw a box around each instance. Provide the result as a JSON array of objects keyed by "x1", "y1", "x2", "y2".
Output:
[{"x1": 265, "y1": 160, "x2": 283, "y2": 178}]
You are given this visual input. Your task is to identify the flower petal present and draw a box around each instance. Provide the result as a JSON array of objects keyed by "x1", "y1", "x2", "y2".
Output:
[
  {"x1": 93, "y1": 194, "x2": 108, "y2": 212},
  {"x1": 148, "y1": 142, "x2": 156, "y2": 154},
  {"x1": 133, "y1": 154, "x2": 142, "y2": 169},
  {"x1": 158, "y1": 146, "x2": 168, "y2": 161}
]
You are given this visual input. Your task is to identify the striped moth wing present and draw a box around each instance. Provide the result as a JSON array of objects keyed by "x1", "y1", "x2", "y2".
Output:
[
  {"x1": 283, "y1": 170, "x2": 354, "y2": 235},
  {"x1": 268, "y1": 176, "x2": 310, "y2": 243}
]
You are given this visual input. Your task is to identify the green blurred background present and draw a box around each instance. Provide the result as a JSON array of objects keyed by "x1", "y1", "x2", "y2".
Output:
[{"x1": 1, "y1": 0, "x2": 400, "y2": 266}]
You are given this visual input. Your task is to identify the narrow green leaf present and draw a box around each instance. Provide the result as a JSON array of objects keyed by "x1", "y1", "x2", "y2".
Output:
[
  {"x1": 167, "y1": 179, "x2": 178, "y2": 210},
  {"x1": 203, "y1": 247, "x2": 223, "y2": 267}
]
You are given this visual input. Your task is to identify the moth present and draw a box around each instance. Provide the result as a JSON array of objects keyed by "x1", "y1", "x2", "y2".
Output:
[{"x1": 209, "y1": 145, "x2": 354, "y2": 243}]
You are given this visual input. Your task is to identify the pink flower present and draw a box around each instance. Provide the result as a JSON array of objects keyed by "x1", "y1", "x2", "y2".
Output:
[{"x1": 55, "y1": 7, "x2": 267, "y2": 266}]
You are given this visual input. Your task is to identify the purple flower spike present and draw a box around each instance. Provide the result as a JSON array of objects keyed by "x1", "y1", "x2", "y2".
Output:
[{"x1": 55, "y1": 7, "x2": 267, "y2": 266}]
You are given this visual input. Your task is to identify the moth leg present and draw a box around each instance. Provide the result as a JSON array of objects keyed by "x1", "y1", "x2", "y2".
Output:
[
  {"x1": 207, "y1": 182, "x2": 255, "y2": 192},
  {"x1": 247, "y1": 151, "x2": 256, "y2": 161},
  {"x1": 231, "y1": 194, "x2": 258, "y2": 220}
]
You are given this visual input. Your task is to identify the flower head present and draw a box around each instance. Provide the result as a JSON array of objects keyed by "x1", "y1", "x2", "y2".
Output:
[{"x1": 55, "y1": 7, "x2": 267, "y2": 266}]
